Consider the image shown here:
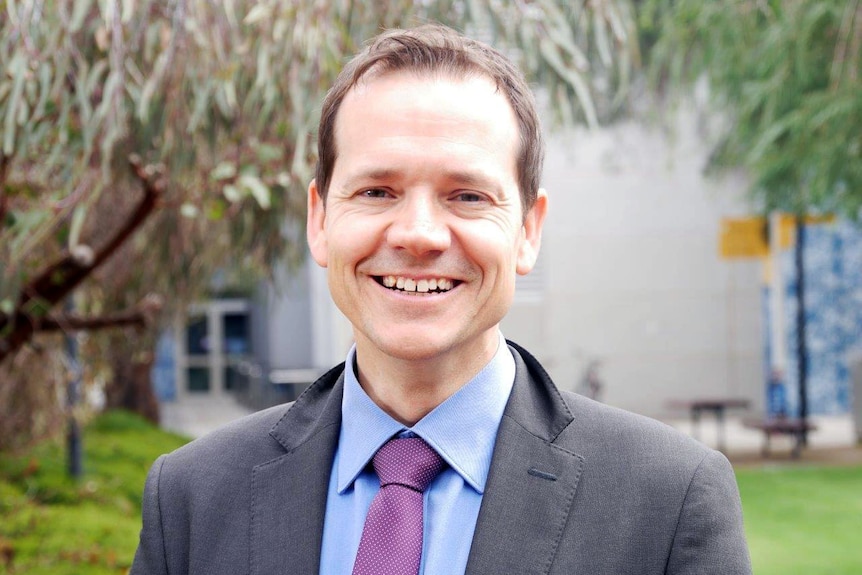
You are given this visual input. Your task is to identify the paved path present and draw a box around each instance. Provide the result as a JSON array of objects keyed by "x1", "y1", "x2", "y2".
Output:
[
  {"x1": 160, "y1": 395, "x2": 254, "y2": 439},
  {"x1": 667, "y1": 414, "x2": 861, "y2": 466},
  {"x1": 158, "y1": 396, "x2": 860, "y2": 465},
  {"x1": 667, "y1": 414, "x2": 857, "y2": 453}
]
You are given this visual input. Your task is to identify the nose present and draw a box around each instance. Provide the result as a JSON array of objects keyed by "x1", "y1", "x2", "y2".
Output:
[{"x1": 386, "y1": 194, "x2": 451, "y2": 256}]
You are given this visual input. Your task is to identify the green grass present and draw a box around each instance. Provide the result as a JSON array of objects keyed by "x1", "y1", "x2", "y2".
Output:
[
  {"x1": 0, "y1": 411, "x2": 189, "y2": 575},
  {"x1": 737, "y1": 465, "x2": 862, "y2": 575},
  {"x1": 1, "y1": 412, "x2": 860, "y2": 574}
]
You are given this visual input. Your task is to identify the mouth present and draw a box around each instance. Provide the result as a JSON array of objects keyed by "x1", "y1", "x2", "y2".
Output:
[{"x1": 373, "y1": 275, "x2": 460, "y2": 294}]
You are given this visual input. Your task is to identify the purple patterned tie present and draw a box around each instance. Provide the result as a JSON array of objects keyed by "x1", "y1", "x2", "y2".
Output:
[{"x1": 351, "y1": 437, "x2": 446, "y2": 575}]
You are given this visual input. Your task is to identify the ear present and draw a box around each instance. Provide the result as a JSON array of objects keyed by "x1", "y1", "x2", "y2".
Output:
[
  {"x1": 516, "y1": 187, "x2": 548, "y2": 275},
  {"x1": 307, "y1": 179, "x2": 328, "y2": 268}
]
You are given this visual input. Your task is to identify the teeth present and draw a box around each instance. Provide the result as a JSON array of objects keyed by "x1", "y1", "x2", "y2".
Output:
[{"x1": 380, "y1": 276, "x2": 454, "y2": 293}]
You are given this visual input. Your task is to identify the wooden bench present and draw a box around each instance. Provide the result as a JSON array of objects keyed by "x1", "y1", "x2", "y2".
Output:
[
  {"x1": 742, "y1": 417, "x2": 818, "y2": 458},
  {"x1": 667, "y1": 398, "x2": 751, "y2": 453}
]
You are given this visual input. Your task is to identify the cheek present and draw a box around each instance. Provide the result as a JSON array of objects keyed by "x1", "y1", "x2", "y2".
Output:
[
  {"x1": 329, "y1": 231, "x2": 386, "y2": 287},
  {"x1": 326, "y1": 217, "x2": 375, "y2": 259},
  {"x1": 459, "y1": 224, "x2": 522, "y2": 272}
]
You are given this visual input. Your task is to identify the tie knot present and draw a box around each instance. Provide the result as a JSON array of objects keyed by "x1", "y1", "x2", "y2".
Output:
[{"x1": 372, "y1": 437, "x2": 445, "y2": 492}]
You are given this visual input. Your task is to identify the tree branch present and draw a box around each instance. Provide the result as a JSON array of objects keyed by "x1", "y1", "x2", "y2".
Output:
[
  {"x1": 37, "y1": 313, "x2": 144, "y2": 333},
  {"x1": 0, "y1": 156, "x2": 165, "y2": 363},
  {"x1": 35, "y1": 308, "x2": 150, "y2": 333},
  {"x1": 0, "y1": 154, "x2": 10, "y2": 225}
]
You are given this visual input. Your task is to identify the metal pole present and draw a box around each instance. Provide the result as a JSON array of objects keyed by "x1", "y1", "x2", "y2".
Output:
[
  {"x1": 768, "y1": 212, "x2": 789, "y2": 418},
  {"x1": 768, "y1": 213, "x2": 787, "y2": 374},
  {"x1": 66, "y1": 300, "x2": 83, "y2": 478},
  {"x1": 794, "y1": 216, "x2": 809, "y2": 445}
]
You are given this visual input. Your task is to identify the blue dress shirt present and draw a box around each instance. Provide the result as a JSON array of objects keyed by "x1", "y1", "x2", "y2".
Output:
[{"x1": 319, "y1": 333, "x2": 515, "y2": 575}]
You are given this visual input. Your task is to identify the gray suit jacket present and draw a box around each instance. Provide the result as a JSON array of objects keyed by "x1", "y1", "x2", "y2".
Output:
[{"x1": 132, "y1": 343, "x2": 751, "y2": 574}]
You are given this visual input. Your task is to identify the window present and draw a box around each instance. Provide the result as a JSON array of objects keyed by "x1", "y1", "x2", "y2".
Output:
[{"x1": 177, "y1": 299, "x2": 254, "y2": 397}]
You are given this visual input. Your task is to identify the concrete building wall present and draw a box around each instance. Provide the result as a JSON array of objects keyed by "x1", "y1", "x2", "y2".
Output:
[
  {"x1": 257, "y1": 261, "x2": 314, "y2": 370},
  {"x1": 259, "y1": 258, "x2": 354, "y2": 374},
  {"x1": 502, "y1": 113, "x2": 765, "y2": 418}
]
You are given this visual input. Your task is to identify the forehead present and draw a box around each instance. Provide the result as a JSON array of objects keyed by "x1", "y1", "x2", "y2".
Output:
[
  {"x1": 342, "y1": 69, "x2": 513, "y2": 120},
  {"x1": 333, "y1": 71, "x2": 519, "y2": 171}
]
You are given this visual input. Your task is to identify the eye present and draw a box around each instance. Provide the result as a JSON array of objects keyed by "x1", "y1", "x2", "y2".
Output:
[
  {"x1": 361, "y1": 188, "x2": 391, "y2": 199},
  {"x1": 453, "y1": 191, "x2": 485, "y2": 202}
]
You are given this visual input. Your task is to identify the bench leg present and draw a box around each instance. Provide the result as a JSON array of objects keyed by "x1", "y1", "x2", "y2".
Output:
[
  {"x1": 791, "y1": 431, "x2": 804, "y2": 458},
  {"x1": 761, "y1": 431, "x2": 772, "y2": 457},
  {"x1": 691, "y1": 408, "x2": 701, "y2": 442}
]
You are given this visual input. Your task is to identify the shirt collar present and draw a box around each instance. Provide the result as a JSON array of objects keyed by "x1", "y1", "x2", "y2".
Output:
[{"x1": 337, "y1": 333, "x2": 515, "y2": 494}]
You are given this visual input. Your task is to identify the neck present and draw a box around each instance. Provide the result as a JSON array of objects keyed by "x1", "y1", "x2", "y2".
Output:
[{"x1": 354, "y1": 333, "x2": 500, "y2": 425}]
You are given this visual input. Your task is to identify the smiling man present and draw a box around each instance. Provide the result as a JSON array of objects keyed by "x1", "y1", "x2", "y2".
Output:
[
  {"x1": 306, "y1": 67, "x2": 545, "y2": 427},
  {"x1": 132, "y1": 25, "x2": 752, "y2": 575}
]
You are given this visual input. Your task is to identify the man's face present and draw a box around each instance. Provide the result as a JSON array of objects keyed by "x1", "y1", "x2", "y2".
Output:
[{"x1": 307, "y1": 71, "x2": 546, "y2": 367}]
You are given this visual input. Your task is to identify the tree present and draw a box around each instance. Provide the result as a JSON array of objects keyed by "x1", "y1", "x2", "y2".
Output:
[
  {"x1": 641, "y1": 0, "x2": 861, "y2": 217},
  {"x1": 0, "y1": 0, "x2": 638, "y2": 449}
]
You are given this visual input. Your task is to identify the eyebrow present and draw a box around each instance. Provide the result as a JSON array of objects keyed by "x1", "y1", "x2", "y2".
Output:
[
  {"x1": 344, "y1": 167, "x2": 505, "y2": 197},
  {"x1": 346, "y1": 168, "x2": 401, "y2": 183}
]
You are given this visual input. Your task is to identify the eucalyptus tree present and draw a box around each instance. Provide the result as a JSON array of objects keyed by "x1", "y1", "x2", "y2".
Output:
[
  {"x1": 0, "y1": 0, "x2": 637, "y2": 447},
  {"x1": 642, "y1": 0, "x2": 861, "y2": 217}
]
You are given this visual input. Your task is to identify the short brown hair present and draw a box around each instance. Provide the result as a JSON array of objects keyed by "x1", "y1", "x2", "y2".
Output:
[{"x1": 314, "y1": 24, "x2": 544, "y2": 214}]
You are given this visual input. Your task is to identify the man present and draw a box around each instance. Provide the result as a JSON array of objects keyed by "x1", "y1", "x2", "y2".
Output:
[{"x1": 132, "y1": 24, "x2": 751, "y2": 575}]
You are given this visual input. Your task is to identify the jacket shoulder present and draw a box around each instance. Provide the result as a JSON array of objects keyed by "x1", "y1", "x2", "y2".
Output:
[{"x1": 558, "y1": 389, "x2": 718, "y2": 472}]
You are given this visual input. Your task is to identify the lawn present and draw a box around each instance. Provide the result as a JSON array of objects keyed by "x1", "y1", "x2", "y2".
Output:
[
  {"x1": 737, "y1": 464, "x2": 862, "y2": 575},
  {"x1": 0, "y1": 411, "x2": 189, "y2": 575},
  {"x1": 0, "y1": 411, "x2": 860, "y2": 574}
]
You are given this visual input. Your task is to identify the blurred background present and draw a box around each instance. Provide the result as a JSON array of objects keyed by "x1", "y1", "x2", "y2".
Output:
[{"x1": 1, "y1": 1, "x2": 860, "y2": 573}]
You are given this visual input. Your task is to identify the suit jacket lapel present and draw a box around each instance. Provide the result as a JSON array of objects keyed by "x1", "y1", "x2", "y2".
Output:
[
  {"x1": 249, "y1": 367, "x2": 345, "y2": 575},
  {"x1": 466, "y1": 344, "x2": 585, "y2": 575}
]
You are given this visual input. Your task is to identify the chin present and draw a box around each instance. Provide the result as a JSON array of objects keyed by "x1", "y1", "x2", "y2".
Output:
[
  {"x1": 362, "y1": 329, "x2": 458, "y2": 362},
  {"x1": 381, "y1": 339, "x2": 452, "y2": 362}
]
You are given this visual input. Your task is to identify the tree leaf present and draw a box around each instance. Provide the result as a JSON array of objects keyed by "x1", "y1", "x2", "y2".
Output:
[
  {"x1": 180, "y1": 203, "x2": 200, "y2": 218},
  {"x1": 70, "y1": 0, "x2": 95, "y2": 32},
  {"x1": 6, "y1": 0, "x2": 19, "y2": 27},
  {"x1": 68, "y1": 205, "x2": 88, "y2": 250},
  {"x1": 238, "y1": 174, "x2": 271, "y2": 209},
  {"x1": 3, "y1": 53, "x2": 26, "y2": 155},
  {"x1": 244, "y1": 3, "x2": 272, "y2": 25},
  {"x1": 255, "y1": 143, "x2": 282, "y2": 163},
  {"x1": 223, "y1": 184, "x2": 242, "y2": 203},
  {"x1": 594, "y1": 12, "x2": 613, "y2": 68},
  {"x1": 210, "y1": 162, "x2": 237, "y2": 181},
  {"x1": 539, "y1": 37, "x2": 598, "y2": 128},
  {"x1": 122, "y1": 0, "x2": 136, "y2": 23}
]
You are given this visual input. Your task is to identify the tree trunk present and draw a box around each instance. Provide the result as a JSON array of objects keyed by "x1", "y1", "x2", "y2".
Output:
[{"x1": 105, "y1": 344, "x2": 160, "y2": 424}]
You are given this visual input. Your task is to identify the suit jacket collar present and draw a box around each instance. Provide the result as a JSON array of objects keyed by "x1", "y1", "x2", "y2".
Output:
[
  {"x1": 465, "y1": 342, "x2": 585, "y2": 575},
  {"x1": 502, "y1": 341, "x2": 576, "y2": 441},
  {"x1": 250, "y1": 364, "x2": 345, "y2": 575},
  {"x1": 250, "y1": 343, "x2": 584, "y2": 575}
]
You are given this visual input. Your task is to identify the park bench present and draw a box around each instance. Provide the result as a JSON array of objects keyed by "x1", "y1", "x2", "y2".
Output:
[
  {"x1": 742, "y1": 417, "x2": 818, "y2": 458},
  {"x1": 666, "y1": 398, "x2": 751, "y2": 453}
]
